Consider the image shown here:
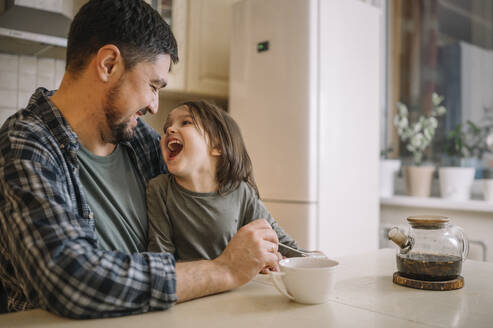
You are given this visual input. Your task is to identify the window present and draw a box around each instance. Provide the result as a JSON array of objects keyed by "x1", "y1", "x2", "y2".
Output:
[{"x1": 385, "y1": 0, "x2": 493, "y2": 173}]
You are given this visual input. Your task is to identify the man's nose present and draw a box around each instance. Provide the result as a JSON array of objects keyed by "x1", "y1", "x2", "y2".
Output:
[{"x1": 148, "y1": 95, "x2": 159, "y2": 114}]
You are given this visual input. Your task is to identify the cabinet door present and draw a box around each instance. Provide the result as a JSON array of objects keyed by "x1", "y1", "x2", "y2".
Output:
[{"x1": 186, "y1": 0, "x2": 234, "y2": 97}]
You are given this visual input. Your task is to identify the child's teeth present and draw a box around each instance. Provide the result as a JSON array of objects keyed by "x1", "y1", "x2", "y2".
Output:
[{"x1": 168, "y1": 140, "x2": 183, "y2": 152}]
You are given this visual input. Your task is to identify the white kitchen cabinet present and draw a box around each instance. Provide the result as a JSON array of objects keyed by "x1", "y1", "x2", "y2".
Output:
[{"x1": 165, "y1": 0, "x2": 235, "y2": 98}]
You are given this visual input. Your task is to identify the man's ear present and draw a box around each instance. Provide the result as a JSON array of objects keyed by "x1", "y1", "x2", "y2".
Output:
[
  {"x1": 211, "y1": 148, "x2": 222, "y2": 157},
  {"x1": 95, "y1": 44, "x2": 123, "y2": 82}
]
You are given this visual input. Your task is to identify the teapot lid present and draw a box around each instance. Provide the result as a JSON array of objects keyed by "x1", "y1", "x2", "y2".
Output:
[{"x1": 407, "y1": 215, "x2": 449, "y2": 224}]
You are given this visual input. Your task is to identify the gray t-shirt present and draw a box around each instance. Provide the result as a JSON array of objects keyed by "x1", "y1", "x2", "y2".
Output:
[
  {"x1": 146, "y1": 174, "x2": 299, "y2": 260},
  {"x1": 77, "y1": 144, "x2": 148, "y2": 253}
]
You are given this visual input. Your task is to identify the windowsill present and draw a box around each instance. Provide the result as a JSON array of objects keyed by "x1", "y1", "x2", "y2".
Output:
[
  {"x1": 382, "y1": 176, "x2": 493, "y2": 213},
  {"x1": 381, "y1": 195, "x2": 493, "y2": 213}
]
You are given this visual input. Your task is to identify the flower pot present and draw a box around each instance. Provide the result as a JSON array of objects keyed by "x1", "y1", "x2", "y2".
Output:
[
  {"x1": 404, "y1": 165, "x2": 435, "y2": 197},
  {"x1": 483, "y1": 179, "x2": 493, "y2": 202},
  {"x1": 379, "y1": 159, "x2": 401, "y2": 197},
  {"x1": 438, "y1": 167, "x2": 475, "y2": 201}
]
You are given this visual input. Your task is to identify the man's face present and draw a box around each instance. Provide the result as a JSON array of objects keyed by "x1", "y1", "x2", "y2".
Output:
[{"x1": 101, "y1": 54, "x2": 171, "y2": 144}]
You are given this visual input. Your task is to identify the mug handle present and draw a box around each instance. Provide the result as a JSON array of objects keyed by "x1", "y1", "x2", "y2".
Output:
[{"x1": 269, "y1": 271, "x2": 294, "y2": 300}]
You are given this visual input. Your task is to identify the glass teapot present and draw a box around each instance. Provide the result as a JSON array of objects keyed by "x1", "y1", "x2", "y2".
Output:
[{"x1": 388, "y1": 215, "x2": 469, "y2": 281}]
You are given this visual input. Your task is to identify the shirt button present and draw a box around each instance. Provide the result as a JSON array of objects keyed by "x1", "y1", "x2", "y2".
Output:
[{"x1": 60, "y1": 144, "x2": 65, "y2": 149}]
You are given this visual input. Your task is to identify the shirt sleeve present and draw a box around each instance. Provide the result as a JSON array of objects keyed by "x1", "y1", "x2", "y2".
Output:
[
  {"x1": 241, "y1": 184, "x2": 300, "y2": 256},
  {"x1": 146, "y1": 176, "x2": 176, "y2": 254},
  {"x1": 0, "y1": 136, "x2": 177, "y2": 318}
]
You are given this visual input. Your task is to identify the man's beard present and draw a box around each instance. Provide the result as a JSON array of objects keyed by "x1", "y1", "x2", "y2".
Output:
[{"x1": 103, "y1": 78, "x2": 136, "y2": 144}]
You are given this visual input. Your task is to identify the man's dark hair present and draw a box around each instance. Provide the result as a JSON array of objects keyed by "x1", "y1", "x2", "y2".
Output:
[
  {"x1": 66, "y1": 0, "x2": 178, "y2": 75},
  {"x1": 180, "y1": 100, "x2": 260, "y2": 198}
]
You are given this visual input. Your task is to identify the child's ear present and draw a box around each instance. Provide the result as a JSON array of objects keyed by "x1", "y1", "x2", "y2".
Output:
[{"x1": 210, "y1": 148, "x2": 222, "y2": 157}]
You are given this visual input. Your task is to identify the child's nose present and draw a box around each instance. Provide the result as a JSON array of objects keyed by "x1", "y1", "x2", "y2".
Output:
[{"x1": 166, "y1": 126, "x2": 177, "y2": 134}]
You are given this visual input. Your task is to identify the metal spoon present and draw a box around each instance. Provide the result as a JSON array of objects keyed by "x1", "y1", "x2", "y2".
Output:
[
  {"x1": 278, "y1": 243, "x2": 328, "y2": 258},
  {"x1": 278, "y1": 243, "x2": 310, "y2": 257}
]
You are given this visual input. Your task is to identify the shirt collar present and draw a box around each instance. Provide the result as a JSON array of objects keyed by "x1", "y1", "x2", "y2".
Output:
[{"x1": 28, "y1": 87, "x2": 80, "y2": 155}]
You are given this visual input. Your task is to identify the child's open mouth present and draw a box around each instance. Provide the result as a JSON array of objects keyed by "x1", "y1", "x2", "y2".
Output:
[{"x1": 167, "y1": 139, "x2": 183, "y2": 159}]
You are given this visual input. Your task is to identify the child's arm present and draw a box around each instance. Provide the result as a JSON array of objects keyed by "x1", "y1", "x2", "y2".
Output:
[
  {"x1": 146, "y1": 176, "x2": 176, "y2": 254},
  {"x1": 241, "y1": 184, "x2": 299, "y2": 257},
  {"x1": 255, "y1": 203, "x2": 300, "y2": 257}
]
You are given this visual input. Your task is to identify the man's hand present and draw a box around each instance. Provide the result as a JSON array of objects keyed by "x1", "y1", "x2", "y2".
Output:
[
  {"x1": 175, "y1": 219, "x2": 279, "y2": 302},
  {"x1": 214, "y1": 219, "x2": 279, "y2": 287}
]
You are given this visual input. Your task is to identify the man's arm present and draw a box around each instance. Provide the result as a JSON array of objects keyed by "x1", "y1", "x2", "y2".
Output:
[{"x1": 175, "y1": 219, "x2": 280, "y2": 302}]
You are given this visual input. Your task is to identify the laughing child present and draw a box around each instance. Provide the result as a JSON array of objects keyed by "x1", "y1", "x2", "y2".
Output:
[{"x1": 146, "y1": 100, "x2": 300, "y2": 261}]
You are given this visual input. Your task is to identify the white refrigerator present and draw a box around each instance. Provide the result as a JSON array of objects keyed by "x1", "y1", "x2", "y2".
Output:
[{"x1": 229, "y1": 0, "x2": 382, "y2": 257}]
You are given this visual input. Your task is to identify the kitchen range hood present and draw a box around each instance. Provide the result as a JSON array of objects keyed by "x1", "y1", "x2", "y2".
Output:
[{"x1": 0, "y1": 0, "x2": 81, "y2": 58}]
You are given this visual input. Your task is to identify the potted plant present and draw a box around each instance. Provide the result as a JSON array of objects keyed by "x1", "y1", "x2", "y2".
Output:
[
  {"x1": 439, "y1": 121, "x2": 477, "y2": 200},
  {"x1": 438, "y1": 120, "x2": 493, "y2": 201},
  {"x1": 393, "y1": 93, "x2": 447, "y2": 197},
  {"x1": 464, "y1": 120, "x2": 493, "y2": 179},
  {"x1": 379, "y1": 147, "x2": 401, "y2": 197}
]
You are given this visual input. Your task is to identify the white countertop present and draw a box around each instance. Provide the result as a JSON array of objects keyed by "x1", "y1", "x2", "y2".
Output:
[{"x1": 1, "y1": 249, "x2": 492, "y2": 328}]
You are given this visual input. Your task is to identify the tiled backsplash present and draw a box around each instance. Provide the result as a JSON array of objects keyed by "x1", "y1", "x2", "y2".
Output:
[
  {"x1": 0, "y1": 53, "x2": 65, "y2": 124},
  {"x1": 0, "y1": 52, "x2": 228, "y2": 134}
]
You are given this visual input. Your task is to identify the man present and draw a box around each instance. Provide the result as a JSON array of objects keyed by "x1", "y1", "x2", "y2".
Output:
[{"x1": 0, "y1": 0, "x2": 280, "y2": 319}]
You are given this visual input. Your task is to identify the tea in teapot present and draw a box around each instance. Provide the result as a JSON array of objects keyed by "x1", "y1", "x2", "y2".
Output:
[{"x1": 396, "y1": 253, "x2": 462, "y2": 281}]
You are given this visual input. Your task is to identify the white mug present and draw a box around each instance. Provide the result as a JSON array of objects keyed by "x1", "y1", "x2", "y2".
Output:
[{"x1": 269, "y1": 257, "x2": 339, "y2": 304}]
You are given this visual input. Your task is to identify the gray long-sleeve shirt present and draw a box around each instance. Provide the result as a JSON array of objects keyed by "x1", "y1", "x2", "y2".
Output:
[{"x1": 147, "y1": 174, "x2": 299, "y2": 260}]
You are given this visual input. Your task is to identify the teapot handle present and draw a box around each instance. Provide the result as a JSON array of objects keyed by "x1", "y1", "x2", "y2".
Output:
[{"x1": 456, "y1": 227, "x2": 469, "y2": 261}]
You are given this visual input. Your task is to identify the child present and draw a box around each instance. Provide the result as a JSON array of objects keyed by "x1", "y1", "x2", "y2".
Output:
[{"x1": 146, "y1": 100, "x2": 300, "y2": 261}]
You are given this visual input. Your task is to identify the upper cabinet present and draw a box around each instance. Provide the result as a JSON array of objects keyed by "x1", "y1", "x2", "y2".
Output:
[{"x1": 164, "y1": 0, "x2": 235, "y2": 98}]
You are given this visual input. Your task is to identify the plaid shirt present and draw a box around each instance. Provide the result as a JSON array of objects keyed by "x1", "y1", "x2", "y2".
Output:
[{"x1": 0, "y1": 88, "x2": 176, "y2": 318}]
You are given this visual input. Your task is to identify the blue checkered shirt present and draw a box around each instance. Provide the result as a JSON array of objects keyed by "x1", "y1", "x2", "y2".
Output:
[{"x1": 0, "y1": 88, "x2": 176, "y2": 318}]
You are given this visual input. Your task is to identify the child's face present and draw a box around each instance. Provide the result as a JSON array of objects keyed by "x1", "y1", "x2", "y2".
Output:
[{"x1": 161, "y1": 106, "x2": 220, "y2": 180}]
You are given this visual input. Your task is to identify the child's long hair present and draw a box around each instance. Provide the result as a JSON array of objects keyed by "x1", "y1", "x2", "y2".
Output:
[{"x1": 180, "y1": 100, "x2": 259, "y2": 197}]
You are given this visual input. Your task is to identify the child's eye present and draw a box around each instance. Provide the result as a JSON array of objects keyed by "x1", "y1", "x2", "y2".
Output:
[{"x1": 182, "y1": 120, "x2": 193, "y2": 126}]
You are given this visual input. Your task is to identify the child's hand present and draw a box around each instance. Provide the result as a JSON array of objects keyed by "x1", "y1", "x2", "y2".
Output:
[
  {"x1": 259, "y1": 251, "x2": 282, "y2": 274},
  {"x1": 259, "y1": 265, "x2": 277, "y2": 274}
]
